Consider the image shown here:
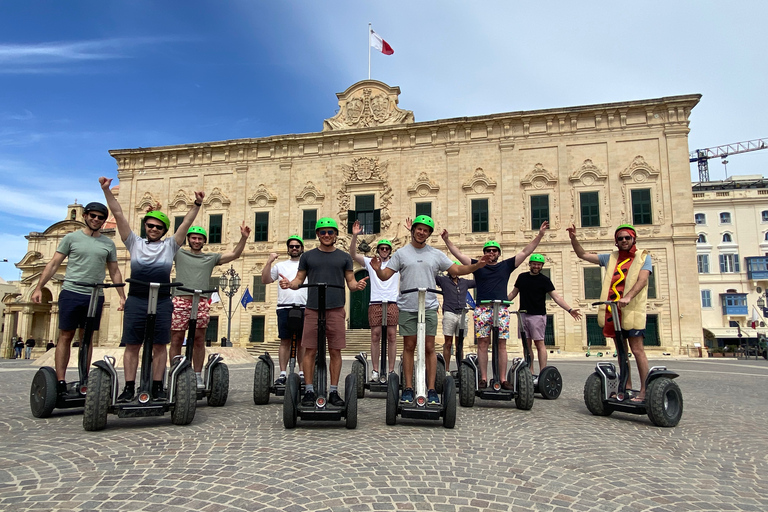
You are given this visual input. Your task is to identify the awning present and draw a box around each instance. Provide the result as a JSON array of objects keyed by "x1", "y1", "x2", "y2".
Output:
[{"x1": 703, "y1": 327, "x2": 763, "y2": 339}]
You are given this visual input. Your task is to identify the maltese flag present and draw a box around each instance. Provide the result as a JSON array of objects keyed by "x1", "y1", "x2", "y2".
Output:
[
  {"x1": 208, "y1": 291, "x2": 221, "y2": 305},
  {"x1": 370, "y1": 29, "x2": 394, "y2": 55},
  {"x1": 751, "y1": 306, "x2": 760, "y2": 329}
]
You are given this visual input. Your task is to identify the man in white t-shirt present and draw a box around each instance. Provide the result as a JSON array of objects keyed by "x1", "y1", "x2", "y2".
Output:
[
  {"x1": 349, "y1": 220, "x2": 400, "y2": 380},
  {"x1": 261, "y1": 235, "x2": 308, "y2": 385}
]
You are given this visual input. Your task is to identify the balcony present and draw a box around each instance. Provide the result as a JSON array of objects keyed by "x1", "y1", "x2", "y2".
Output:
[
  {"x1": 746, "y1": 256, "x2": 768, "y2": 280},
  {"x1": 721, "y1": 293, "x2": 748, "y2": 316}
]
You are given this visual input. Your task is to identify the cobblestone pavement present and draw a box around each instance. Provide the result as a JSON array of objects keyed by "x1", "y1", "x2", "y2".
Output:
[{"x1": 0, "y1": 355, "x2": 766, "y2": 511}]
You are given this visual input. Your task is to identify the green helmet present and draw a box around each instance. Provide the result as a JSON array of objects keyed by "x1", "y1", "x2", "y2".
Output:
[
  {"x1": 483, "y1": 240, "x2": 502, "y2": 252},
  {"x1": 315, "y1": 217, "x2": 338, "y2": 232},
  {"x1": 376, "y1": 239, "x2": 393, "y2": 250},
  {"x1": 187, "y1": 226, "x2": 207, "y2": 241},
  {"x1": 286, "y1": 235, "x2": 304, "y2": 247},
  {"x1": 615, "y1": 223, "x2": 636, "y2": 234},
  {"x1": 412, "y1": 215, "x2": 434, "y2": 232},
  {"x1": 144, "y1": 211, "x2": 170, "y2": 230},
  {"x1": 529, "y1": 253, "x2": 545, "y2": 263}
]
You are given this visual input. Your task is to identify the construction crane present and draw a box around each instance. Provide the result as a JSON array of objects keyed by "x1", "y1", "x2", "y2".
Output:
[{"x1": 690, "y1": 138, "x2": 768, "y2": 182}]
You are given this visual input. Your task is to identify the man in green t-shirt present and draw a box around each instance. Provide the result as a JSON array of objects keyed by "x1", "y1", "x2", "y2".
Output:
[{"x1": 170, "y1": 222, "x2": 250, "y2": 387}]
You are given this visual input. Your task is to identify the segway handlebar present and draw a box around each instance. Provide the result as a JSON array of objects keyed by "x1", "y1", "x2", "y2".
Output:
[
  {"x1": 67, "y1": 280, "x2": 126, "y2": 289},
  {"x1": 297, "y1": 283, "x2": 345, "y2": 290},
  {"x1": 400, "y1": 288, "x2": 441, "y2": 294},
  {"x1": 592, "y1": 300, "x2": 619, "y2": 306},
  {"x1": 126, "y1": 278, "x2": 184, "y2": 289},
  {"x1": 178, "y1": 286, "x2": 218, "y2": 295},
  {"x1": 479, "y1": 299, "x2": 512, "y2": 306}
]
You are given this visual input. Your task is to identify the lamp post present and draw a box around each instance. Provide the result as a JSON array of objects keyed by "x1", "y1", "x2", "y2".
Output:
[{"x1": 219, "y1": 266, "x2": 241, "y2": 347}]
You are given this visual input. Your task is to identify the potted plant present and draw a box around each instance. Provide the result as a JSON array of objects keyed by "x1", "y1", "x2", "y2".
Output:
[{"x1": 711, "y1": 347, "x2": 724, "y2": 357}]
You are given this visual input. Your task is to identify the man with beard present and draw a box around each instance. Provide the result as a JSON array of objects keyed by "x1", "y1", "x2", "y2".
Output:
[
  {"x1": 442, "y1": 222, "x2": 548, "y2": 390},
  {"x1": 279, "y1": 218, "x2": 368, "y2": 407},
  {"x1": 261, "y1": 235, "x2": 308, "y2": 385},
  {"x1": 170, "y1": 222, "x2": 251, "y2": 388},
  {"x1": 507, "y1": 253, "x2": 581, "y2": 381},
  {"x1": 568, "y1": 223, "x2": 652, "y2": 402},
  {"x1": 32, "y1": 199, "x2": 126, "y2": 396}
]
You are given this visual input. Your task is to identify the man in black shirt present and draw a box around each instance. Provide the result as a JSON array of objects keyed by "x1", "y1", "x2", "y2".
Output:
[{"x1": 508, "y1": 254, "x2": 580, "y2": 381}]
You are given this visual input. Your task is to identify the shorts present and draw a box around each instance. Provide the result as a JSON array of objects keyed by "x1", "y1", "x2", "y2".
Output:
[
  {"x1": 368, "y1": 302, "x2": 399, "y2": 327},
  {"x1": 58, "y1": 289, "x2": 105, "y2": 331},
  {"x1": 474, "y1": 305, "x2": 510, "y2": 339},
  {"x1": 519, "y1": 313, "x2": 546, "y2": 341},
  {"x1": 398, "y1": 309, "x2": 438, "y2": 337},
  {"x1": 442, "y1": 311, "x2": 469, "y2": 337},
  {"x1": 622, "y1": 329, "x2": 645, "y2": 339},
  {"x1": 171, "y1": 296, "x2": 211, "y2": 331},
  {"x1": 301, "y1": 307, "x2": 346, "y2": 350},
  {"x1": 121, "y1": 295, "x2": 173, "y2": 345},
  {"x1": 277, "y1": 307, "x2": 305, "y2": 340}
]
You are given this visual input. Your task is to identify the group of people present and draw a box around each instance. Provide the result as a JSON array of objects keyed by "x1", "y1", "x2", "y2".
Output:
[{"x1": 27, "y1": 175, "x2": 656, "y2": 406}]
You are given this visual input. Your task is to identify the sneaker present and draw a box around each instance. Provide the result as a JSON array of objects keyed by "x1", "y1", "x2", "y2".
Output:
[
  {"x1": 401, "y1": 387, "x2": 414, "y2": 403},
  {"x1": 57, "y1": 380, "x2": 68, "y2": 396},
  {"x1": 274, "y1": 375, "x2": 287, "y2": 386},
  {"x1": 532, "y1": 377, "x2": 539, "y2": 386},
  {"x1": 501, "y1": 381, "x2": 514, "y2": 391},
  {"x1": 152, "y1": 387, "x2": 167, "y2": 401},
  {"x1": 301, "y1": 390, "x2": 316, "y2": 406},
  {"x1": 427, "y1": 389, "x2": 440, "y2": 405},
  {"x1": 117, "y1": 386, "x2": 135, "y2": 402},
  {"x1": 478, "y1": 379, "x2": 487, "y2": 389},
  {"x1": 328, "y1": 390, "x2": 345, "y2": 407},
  {"x1": 370, "y1": 370, "x2": 379, "y2": 382},
  {"x1": 196, "y1": 374, "x2": 205, "y2": 389}
]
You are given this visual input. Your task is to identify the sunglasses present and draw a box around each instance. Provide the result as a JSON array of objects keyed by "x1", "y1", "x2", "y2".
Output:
[
  {"x1": 484, "y1": 248, "x2": 500, "y2": 253},
  {"x1": 378, "y1": 247, "x2": 391, "y2": 251},
  {"x1": 616, "y1": 236, "x2": 633, "y2": 241},
  {"x1": 88, "y1": 213, "x2": 106, "y2": 220},
  {"x1": 145, "y1": 223, "x2": 165, "y2": 231},
  {"x1": 288, "y1": 245, "x2": 302, "y2": 249},
  {"x1": 317, "y1": 230, "x2": 336, "y2": 236}
]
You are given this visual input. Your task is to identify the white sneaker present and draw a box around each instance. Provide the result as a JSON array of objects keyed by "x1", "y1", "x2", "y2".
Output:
[
  {"x1": 196, "y1": 374, "x2": 205, "y2": 389},
  {"x1": 532, "y1": 377, "x2": 539, "y2": 386},
  {"x1": 371, "y1": 370, "x2": 379, "y2": 381}
]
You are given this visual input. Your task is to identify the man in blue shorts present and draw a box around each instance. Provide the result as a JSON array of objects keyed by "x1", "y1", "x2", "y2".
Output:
[{"x1": 435, "y1": 266, "x2": 475, "y2": 374}]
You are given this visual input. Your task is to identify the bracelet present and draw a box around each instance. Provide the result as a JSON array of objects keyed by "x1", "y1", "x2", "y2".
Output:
[
  {"x1": 194, "y1": 201, "x2": 202, "y2": 206},
  {"x1": 568, "y1": 308, "x2": 572, "y2": 313}
]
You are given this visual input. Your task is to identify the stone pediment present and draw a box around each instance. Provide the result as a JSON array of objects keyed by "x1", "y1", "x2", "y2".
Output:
[
  {"x1": 40, "y1": 220, "x2": 84, "y2": 236},
  {"x1": 169, "y1": 190, "x2": 193, "y2": 210},
  {"x1": 461, "y1": 168, "x2": 497, "y2": 193},
  {"x1": 295, "y1": 182, "x2": 325, "y2": 205},
  {"x1": 521, "y1": 163, "x2": 558, "y2": 189},
  {"x1": 620, "y1": 155, "x2": 660, "y2": 182},
  {"x1": 135, "y1": 192, "x2": 161, "y2": 212},
  {"x1": 569, "y1": 159, "x2": 607, "y2": 184},
  {"x1": 248, "y1": 184, "x2": 277, "y2": 207},
  {"x1": 204, "y1": 187, "x2": 231, "y2": 208},
  {"x1": 407, "y1": 172, "x2": 440, "y2": 197},
  {"x1": 323, "y1": 80, "x2": 414, "y2": 131}
]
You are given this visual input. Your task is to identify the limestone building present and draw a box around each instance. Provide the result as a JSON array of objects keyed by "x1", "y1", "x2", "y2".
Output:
[{"x1": 7, "y1": 80, "x2": 704, "y2": 354}]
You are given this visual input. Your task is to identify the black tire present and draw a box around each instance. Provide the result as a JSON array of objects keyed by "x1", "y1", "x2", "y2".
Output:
[
  {"x1": 442, "y1": 375, "x2": 456, "y2": 429},
  {"x1": 171, "y1": 367, "x2": 197, "y2": 425},
  {"x1": 30, "y1": 367, "x2": 58, "y2": 418},
  {"x1": 83, "y1": 367, "x2": 111, "y2": 431},
  {"x1": 435, "y1": 357, "x2": 446, "y2": 394},
  {"x1": 514, "y1": 367, "x2": 535, "y2": 410},
  {"x1": 646, "y1": 377, "x2": 683, "y2": 427},
  {"x1": 345, "y1": 373, "x2": 358, "y2": 429},
  {"x1": 283, "y1": 373, "x2": 299, "y2": 429},
  {"x1": 386, "y1": 372, "x2": 399, "y2": 425},
  {"x1": 459, "y1": 364, "x2": 475, "y2": 408},
  {"x1": 583, "y1": 372, "x2": 613, "y2": 416},
  {"x1": 207, "y1": 363, "x2": 229, "y2": 407},
  {"x1": 538, "y1": 366, "x2": 563, "y2": 400},
  {"x1": 351, "y1": 359, "x2": 366, "y2": 398},
  {"x1": 252, "y1": 359, "x2": 270, "y2": 405}
]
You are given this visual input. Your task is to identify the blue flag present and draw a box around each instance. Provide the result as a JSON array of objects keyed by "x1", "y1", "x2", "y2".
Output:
[
  {"x1": 240, "y1": 287, "x2": 253, "y2": 309},
  {"x1": 465, "y1": 291, "x2": 476, "y2": 308}
]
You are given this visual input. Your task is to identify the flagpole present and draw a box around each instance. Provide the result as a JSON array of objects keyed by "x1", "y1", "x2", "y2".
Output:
[{"x1": 368, "y1": 22, "x2": 371, "y2": 79}]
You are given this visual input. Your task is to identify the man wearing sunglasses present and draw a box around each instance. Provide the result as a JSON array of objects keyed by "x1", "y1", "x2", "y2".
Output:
[
  {"x1": 31, "y1": 199, "x2": 127, "y2": 396},
  {"x1": 100, "y1": 176, "x2": 204, "y2": 401},
  {"x1": 568, "y1": 223, "x2": 652, "y2": 402},
  {"x1": 262, "y1": 234, "x2": 308, "y2": 386},
  {"x1": 442, "y1": 221, "x2": 548, "y2": 390}
]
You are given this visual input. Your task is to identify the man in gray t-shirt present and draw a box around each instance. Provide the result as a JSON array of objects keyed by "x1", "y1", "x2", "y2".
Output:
[{"x1": 170, "y1": 222, "x2": 250, "y2": 387}]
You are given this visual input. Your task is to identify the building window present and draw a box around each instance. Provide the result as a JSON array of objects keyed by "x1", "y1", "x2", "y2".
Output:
[
  {"x1": 719, "y1": 212, "x2": 731, "y2": 224},
  {"x1": 647, "y1": 267, "x2": 657, "y2": 299},
  {"x1": 540, "y1": 268, "x2": 552, "y2": 300},
  {"x1": 697, "y1": 254, "x2": 710, "y2": 274},
  {"x1": 695, "y1": 213, "x2": 706, "y2": 225},
  {"x1": 415, "y1": 202, "x2": 432, "y2": 218},
  {"x1": 722, "y1": 233, "x2": 732, "y2": 243},
  {"x1": 302, "y1": 209, "x2": 317, "y2": 240},
  {"x1": 205, "y1": 316, "x2": 219, "y2": 344},
  {"x1": 631, "y1": 189, "x2": 652, "y2": 225},
  {"x1": 254, "y1": 212, "x2": 269, "y2": 242},
  {"x1": 208, "y1": 214, "x2": 223, "y2": 244},
  {"x1": 251, "y1": 277, "x2": 266, "y2": 302},
  {"x1": 643, "y1": 315, "x2": 660, "y2": 346},
  {"x1": 719, "y1": 253, "x2": 740, "y2": 273},
  {"x1": 250, "y1": 316, "x2": 265, "y2": 343},
  {"x1": 544, "y1": 315, "x2": 555, "y2": 346},
  {"x1": 174, "y1": 216, "x2": 185, "y2": 234},
  {"x1": 586, "y1": 315, "x2": 607, "y2": 346},
  {"x1": 583, "y1": 267, "x2": 602, "y2": 300},
  {"x1": 701, "y1": 290, "x2": 711, "y2": 308},
  {"x1": 762, "y1": 210, "x2": 768, "y2": 222},
  {"x1": 697, "y1": 234, "x2": 707, "y2": 244},
  {"x1": 580, "y1": 191, "x2": 600, "y2": 227},
  {"x1": 531, "y1": 194, "x2": 549, "y2": 230},
  {"x1": 471, "y1": 198, "x2": 489, "y2": 233},
  {"x1": 347, "y1": 194, "x2": 380, "y2": 234}
]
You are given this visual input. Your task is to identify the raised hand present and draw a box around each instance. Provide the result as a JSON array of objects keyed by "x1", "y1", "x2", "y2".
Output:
[
  {"x1": 566, "y1": 224, "x2": 577, "y2": 240},
  {"x1": 538, "y1": 221, "x2": 549, "y2": 236},
  {"x1": 352, "y1": 220, "x2": 363, "y2": 236},
  {"x1": 278, "y1": 273, "x2": 291, "y2": 289},
  {"x1": 356, "y1": 276, "x2": 369, "y2": 291},
  {"x1": 240, "y1": 221, "x2": 251, "y2": 238},
  {"x1": 99, "y1": 176, "x2": 112, "y2": 190},
  {"x1": 194, "y1": 191, "x2": 205, "y2": 203}
]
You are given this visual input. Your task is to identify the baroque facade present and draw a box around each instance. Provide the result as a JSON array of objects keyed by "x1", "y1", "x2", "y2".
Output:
[{"x1": 6, "y1": 80, "x2": 704, "y2": 354}]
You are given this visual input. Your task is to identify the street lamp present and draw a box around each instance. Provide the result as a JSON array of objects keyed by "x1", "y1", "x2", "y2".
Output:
[{"x1": 218, "y1": 266, "x2": 241, "y2": 347}]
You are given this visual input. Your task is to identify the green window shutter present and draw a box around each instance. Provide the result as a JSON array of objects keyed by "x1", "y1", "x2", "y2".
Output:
[
  {"x1": 531, "y1": 194, "x2": 549, "y2": 230},
  {"x1": 631, "y1": 189, "x2": 652, "y2": 225},
  {"x1": 254, "y1": 212, "x2": 269, "y2": 242},
  {"x1": 580, "y1": 191, "x2": 600, "y2": 227},
  {"x1": 208, "y1": 214, "x2": 223, "y2": 244}
]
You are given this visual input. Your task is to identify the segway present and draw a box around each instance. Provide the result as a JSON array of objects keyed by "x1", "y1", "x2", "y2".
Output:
[
  {"x1": 458, "y1": 300, "x2": 534, "y2": 410},
  {"x1": 283, "y1": 283, "x2": 357, "y2": 429},
  {"x1": 352, "y1": 300, "x2": 391, "y2": 397},
  {"x1": 386, "y1": 288, "x2": 456, "y2": 428},
  {"x1": 583, "y1": 300, "x2": 683, "y2": 427},
  {"x1": 83, "y1": 279, "x2": 197, "y2": 431},
  {"x1": 448, "y1": 303, "x2": 474, "y2": 388},
  {"x1": 177, "y1": 286, "x2": 229, "y2": 406},
  {"x1": 510, "y1": 309, "x2": 562, "y2": 399},
  {"x1": 30, "y1": 281, "x2": 125, "y2": 418},
  {"x1": 254, "y1": 303, "x2": 305, "y2": 404}
]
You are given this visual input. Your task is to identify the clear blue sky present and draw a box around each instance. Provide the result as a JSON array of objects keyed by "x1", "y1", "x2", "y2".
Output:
[{"x1": 2, "y1": 0, "x2": 766, "y2": 280}]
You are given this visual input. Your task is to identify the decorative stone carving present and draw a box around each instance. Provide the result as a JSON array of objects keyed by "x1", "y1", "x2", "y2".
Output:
[
  {"x1": 620, "y1": 156, "x2": 660, "y2": 182},
  {"x1": 323, "y1": 80, "x2": 414, "y2": 131},
  {"x1": 521, "y1": 163, "x2": 558, "y2": 189},
  {"x1": 204, "y1": 187, "x2": 232, "y2": 208},
  {"x1": 461, "y1": 168, "x2": 497, "y2": 193},
  {"x1": 169, "y1": 190, "x2": 192, "y2": 211},
  {"x1": 569, "y1": 159, "x2": 607, "y2": 184},
  {"x1": 248, "y1": 185, "x2": 277, "y2": 207},
  {"x1": 296, "y1": 182, "x2": 325, "y2": 205},
  {"x1": 135, "y1": 192, "x2": 161, "y2": 213},
  {"x1": 337, "y1": 157, "x2": 393, "y2": 234},
  {"x1": 342, "y1": 157, "x2": 387, "y2": 183},
  {"x1": 407, "y1": 172, "x2": 440, "y2": 197}
]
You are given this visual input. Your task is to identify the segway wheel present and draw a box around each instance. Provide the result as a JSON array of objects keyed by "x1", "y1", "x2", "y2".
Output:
[
  {"x1": 344, "y1": 373, "x2": 358, "y2": 429},
  {"x1": 283, "y1": 373, "x2": 300, "y2": 429},
  {"x1": 646, "y1": 377, "x2": 683, "y2": 427},
  {"x1": 435, "y1": 356, "x2": 446, "y2": 394},
  {"x1": 171, "y1": 367, "x2": 197, "y2": 425},
  {"x1": 442, "y1": 375, "x2": 457, "y2": 429},
  {"x1": 351, "y1": 359, "x2": 366, "y2": 398},
  {"x1": 583, "y1": 372, "x2": 613, "y2": 417},
  {"x1": 83, "y1": 367, "x2": 111, "y2": 431},
  {"x1": 386, "y1": 372, "x2": 399, "y2": 425},
  {"x1": 30, "y1": 367, "x2": 58, "y2": 418},
  {"x1": 207, "y1": 363, "x2": 229, "y2": 407},
  {"x1": 514, "y1": 367, "x2": 535, "y2": 410},
  {"x1": 252, "y1": 359, "x2": 271, "y2": 405},
  {"x1": 538, "y1": 366, "x2": 562, "y2": 400},
  {"x1": 458, "y1": 364, "x2": 475, "y2": 408}
]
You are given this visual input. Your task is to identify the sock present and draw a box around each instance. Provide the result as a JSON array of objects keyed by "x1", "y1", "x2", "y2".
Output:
[
  {"x1": 196, "y1": 371, "x2": 202, "y2": 379},
  {"x1": 152, "y1": 380, "x2": 163, "y2": 391},
  {"x1": 125, "y1": 380, "x2": 135, "y2": 390},
  {"x1": 299, "y1": 371, "x2": 304, "y2": 376},
  {"x1": 330, "y1": 385, "x2": 338, "y2": 393},
  {"x1": 280, "y1": 371, "x2": 287, "y2": 376},
  {"x1": 305, "y1": 384, "x2": 314, "y2": 393}
]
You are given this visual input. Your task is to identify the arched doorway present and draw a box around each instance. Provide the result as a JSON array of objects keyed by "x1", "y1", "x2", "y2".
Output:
[{"x1": 349, "y1": 269, "x2": 370, "y2": 329}]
